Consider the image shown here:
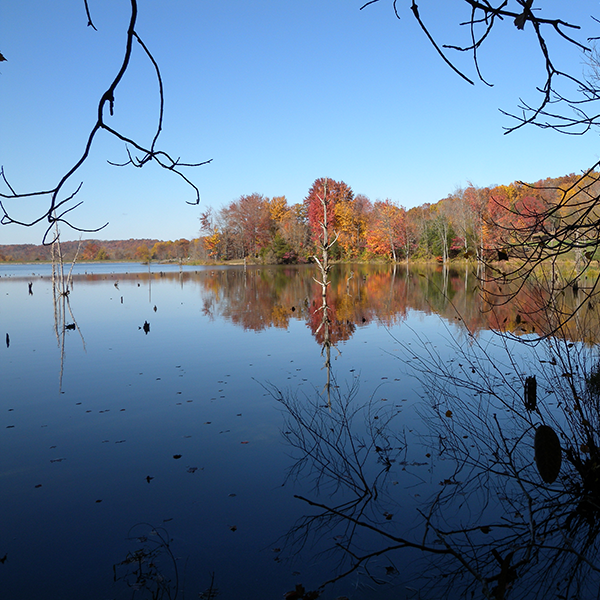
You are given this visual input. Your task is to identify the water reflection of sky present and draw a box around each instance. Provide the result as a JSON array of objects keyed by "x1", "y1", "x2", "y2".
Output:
[{"x1": 2, "y1": 263, "x2": 591, "y2": 599}]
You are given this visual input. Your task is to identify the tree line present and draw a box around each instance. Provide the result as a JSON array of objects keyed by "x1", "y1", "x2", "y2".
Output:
[
  {"x1": 200, "y1": 172, "x2": 599, "y2": 263},
  {"x1": 2, "y1": 170, "x2": 595, "y2": 265},
  {"x1": 0, "y1": 238, "x2": 203, "y2": 263}
]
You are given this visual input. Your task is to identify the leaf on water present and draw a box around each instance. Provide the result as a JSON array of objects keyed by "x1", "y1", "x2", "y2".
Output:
[
  {"x1": 229, "y1": 525, "x2": 237, "y2": 532},
  {"x1": 445, "y1": 410, "x2": 453, "y2": 418},
  {"x1": 240, "y1": 441, "x2": 249, "y2": 444},
  {"x1": 173, "y1": 454, "x2": 182, "y2": 459},
  {"x1": 480, "y1": 526, "x2": 491, "y2": 533},
  {"x1": 34, "y1": 484, "x2": 42, "y2": 488}
]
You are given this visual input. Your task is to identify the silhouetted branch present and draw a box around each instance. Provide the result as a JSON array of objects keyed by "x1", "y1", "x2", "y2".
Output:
[
  {"x1": 363, "y1": 1, "x2": 595, "y2": 135},
  {"x1": 0, "y1": 0, "x2": 211, "y2": 242}
]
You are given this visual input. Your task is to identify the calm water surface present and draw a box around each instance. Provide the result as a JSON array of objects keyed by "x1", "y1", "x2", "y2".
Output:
[{"x1": 0, "y1": 263, "x2": 595, "y2": 599}]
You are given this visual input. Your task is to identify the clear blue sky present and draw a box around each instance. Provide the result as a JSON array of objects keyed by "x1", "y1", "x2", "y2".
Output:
[{"x1": 1, "y1": 1, "x2": 599, "y2": 244}]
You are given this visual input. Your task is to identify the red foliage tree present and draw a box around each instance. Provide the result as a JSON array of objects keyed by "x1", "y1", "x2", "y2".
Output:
[{"x1": 304, "y1": 177, "x2": 354, "y2": 245}]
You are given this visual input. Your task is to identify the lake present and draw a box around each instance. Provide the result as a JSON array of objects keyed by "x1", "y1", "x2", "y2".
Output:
[{"x1": 1, "y1": 262, "x2": 598, "y2": 599}]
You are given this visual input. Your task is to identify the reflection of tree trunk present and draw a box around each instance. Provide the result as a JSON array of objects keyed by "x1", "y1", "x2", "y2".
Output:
[
  {"x1": 312, "y1": 182, "x2": 340, "y2": 408},
  {"x1": 51, "y1": 225, "x2": 84, "y2": 391},
  {"x1": 442, "y1": 263, "x2": 448, "y2": 297},
  {"x1": 388, "y1": 263, "x2": 397, "y2": 315},
  {"x1": 148, "y1": 259, "x2": 152, "y2": 304}
]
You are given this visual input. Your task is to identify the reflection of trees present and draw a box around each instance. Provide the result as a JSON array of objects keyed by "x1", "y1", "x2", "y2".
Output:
[
  {"x1": 59, "y1": 264, "x2": 600, "y2": 345},
  {"x1": 274, "y1": 295, "x2": 600, "y2": 598},
  {"x1": 51, "y1": 231, "x2": 85, "y2": 390},
  {"x1": 402, "y1": 312, "x2": 600, "y2": 598},
  {"x1": 273, "y1": 380, "x2": 451, "y2": 596},
  {"x1": 113, "y1": 522, "x2": 197, "y2": 600}
]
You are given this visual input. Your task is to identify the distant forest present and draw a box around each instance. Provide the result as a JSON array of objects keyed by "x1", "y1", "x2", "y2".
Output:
[
  {"x1": 0, "y1": 238, "x2": 202, "y2": 263},
  {"x1": 0, "y1": 171, "x2": 595, "y2": 264}
]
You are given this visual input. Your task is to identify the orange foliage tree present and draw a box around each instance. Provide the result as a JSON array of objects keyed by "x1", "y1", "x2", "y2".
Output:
[{"x1": 366, "y1": 200, "x2": 405, "y2": 261}]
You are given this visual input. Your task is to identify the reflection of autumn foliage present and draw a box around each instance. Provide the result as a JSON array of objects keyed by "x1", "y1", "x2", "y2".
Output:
[
  {"x1": 481, "y1": 268, "x2": 600, "y2": 343},
  {"x1": 198, "y1": 267, "x2": 314, "y2": 331},
  {"x1": 307, "y1": 296, "x2": 356, "y2": 345},
  {"x1": 193, "y1": 264, "x2": 600, "y2": 343},
  {"x1": 65, "y1": 265, "x2": 600, "y2": 344}
]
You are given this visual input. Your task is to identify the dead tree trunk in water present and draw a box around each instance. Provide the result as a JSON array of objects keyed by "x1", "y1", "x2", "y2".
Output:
[{"x1": 312, "y1": 182, "x2": 339, "y2": 407}]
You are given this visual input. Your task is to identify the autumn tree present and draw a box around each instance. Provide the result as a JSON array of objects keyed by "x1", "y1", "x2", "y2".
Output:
[
  {"x1": 269, "y1": 196, "x2": 289, "y2": 229},
  {"x1": 82, "y1": 242, "x2": 100, "y2": 261},
  {"x1": 366, "y1": 199, "x2": 405, "y2": 261},
  {"x1": 334, "y1": 193, "x2": 372, "y2": 258},
  {"x1": 199, "y1": 207, "x2": 222, "y2": 260},
  {"x1": 279, "y1": 203, "x2": 310, "y2": 259},
  {"x1": 173, "y1": 238, "x2": 190, "y2": 260},
  {"x1": 429, "y1": 199, "x2": 455, "y2": 263},
  {"x1": 221, "y1": 193, "x2": 272, "y2": 259},
  {"x1": 136, "y1": 244, "x2": 151, "y2": 263},
  {"x1": 262, "y1": 196, "x2": 300, "y2": 263},
  {"x1": 406, "y1": 204, "x2": 433, "y2": 258},
  {"x1": 305, "y1": 178, "x2": 354, "y2": 253}
]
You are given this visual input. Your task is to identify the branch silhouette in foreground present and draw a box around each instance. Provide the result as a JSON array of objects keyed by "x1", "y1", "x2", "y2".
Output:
[
  {"x1": 0, "y1": 0, "x2": 211, "y2": 244},
  {"x1": 273, "y1": 296, "x2": 600, "y2": 598}
]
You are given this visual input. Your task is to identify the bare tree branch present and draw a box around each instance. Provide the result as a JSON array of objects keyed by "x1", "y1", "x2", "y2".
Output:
[{"x1": 0, "y1": 0, "x2": 211, "y2": 242}]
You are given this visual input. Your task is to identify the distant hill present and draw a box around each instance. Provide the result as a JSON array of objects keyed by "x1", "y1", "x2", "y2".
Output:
[{"x1": 0, "y1": 239, "x2": 164, "y2": 262}]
